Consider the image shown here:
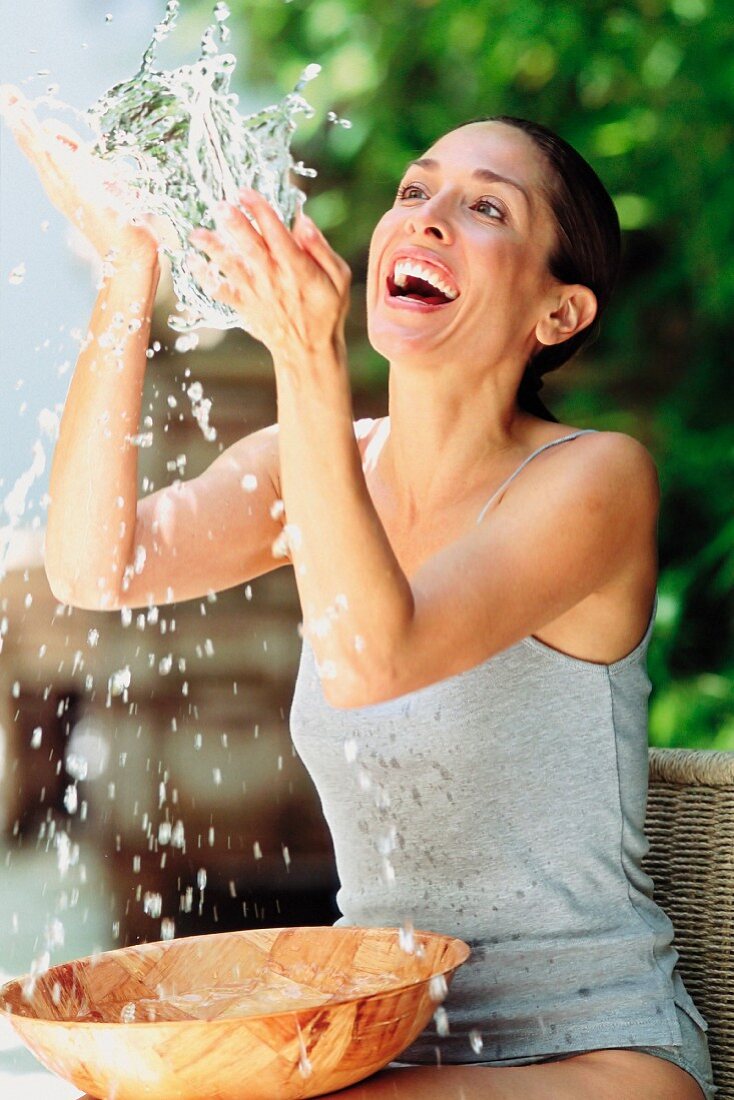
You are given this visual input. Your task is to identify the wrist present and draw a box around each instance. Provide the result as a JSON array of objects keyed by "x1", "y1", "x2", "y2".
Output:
[{"x1": 272, "y1": 332, "x2": 348, "y2": 386}]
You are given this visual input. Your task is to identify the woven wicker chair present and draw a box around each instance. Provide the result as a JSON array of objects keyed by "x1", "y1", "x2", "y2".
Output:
[{"x1": 644, "y1": 748, "x2": 734, "y2": 1100}]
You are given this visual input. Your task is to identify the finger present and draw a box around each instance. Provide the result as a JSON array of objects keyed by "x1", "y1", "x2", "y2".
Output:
[
  {"x1": 190, "y1": 228, "x2": 256, "y2": 286},
  {"x1": 41, "y1": 118, "x2": 84, "y2": 153},
  {"x1": 7, "y1": 111, "x2": 76, "y2": 205},
  {"x1": 187, "y1": 252, "x2": 252, "y2": 325},
  {"x1": 0, "y1": 83, "x2": 23, "y2": 116},
  {"x1": 236, "y1": 189, "x2": 310, "y2": 279},
  {"x1": 1, "y1": 97, "x2": 76, "y2": 203},
  {"x1": 187, "y1": 251, "x2": 224, "y2": 297},
  {"x1": 293, "y1": 209, "x2": 352, "y2": 295},
  {"x1": 212, "y1": 201, "x2": 271, "y2": 269}
]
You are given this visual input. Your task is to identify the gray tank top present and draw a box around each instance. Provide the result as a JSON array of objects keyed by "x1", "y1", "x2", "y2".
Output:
[{"x1": 289, "y1": 428, "x2": 707, "y2": 1063}]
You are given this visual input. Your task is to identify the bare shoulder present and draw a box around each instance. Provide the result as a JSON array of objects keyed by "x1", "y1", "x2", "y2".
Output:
[{"x1": 540, "y1": 427, "x2": 660, "y2": 515}]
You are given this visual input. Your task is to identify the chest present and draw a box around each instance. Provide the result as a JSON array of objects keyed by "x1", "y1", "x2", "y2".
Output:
[{"x1": 362, "y1": 468, "x2": 650, "y2": 668}]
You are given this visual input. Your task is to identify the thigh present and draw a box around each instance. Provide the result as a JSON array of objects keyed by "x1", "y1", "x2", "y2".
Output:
[{"x1": 319, "y1": 1049, "x2": 706, "y2": 1100}]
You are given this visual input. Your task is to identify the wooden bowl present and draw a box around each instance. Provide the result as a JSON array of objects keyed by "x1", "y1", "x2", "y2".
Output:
[{"x1": 0, "y1": 926, "x2": 470, "y2": 1099}]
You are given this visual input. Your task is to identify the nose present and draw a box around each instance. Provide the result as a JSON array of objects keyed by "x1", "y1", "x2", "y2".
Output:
[{"x1": 405, "y1": 195, "x2": 453, "y2": 243}]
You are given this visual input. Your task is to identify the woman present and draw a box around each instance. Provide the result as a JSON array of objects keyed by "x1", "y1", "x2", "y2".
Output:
[{"x1": 0, "y1": 85, "x2": 716, "y2": 1100}]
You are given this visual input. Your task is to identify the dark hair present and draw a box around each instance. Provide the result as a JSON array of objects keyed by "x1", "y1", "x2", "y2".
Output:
[{"x1": 457, "y1": 116, "x2": 621, "y2": 423}]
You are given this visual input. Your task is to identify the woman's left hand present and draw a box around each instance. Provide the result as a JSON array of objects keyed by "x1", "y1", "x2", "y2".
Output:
[{"x1": 188, "y1": 189, "x2": 351, "y2": 369}]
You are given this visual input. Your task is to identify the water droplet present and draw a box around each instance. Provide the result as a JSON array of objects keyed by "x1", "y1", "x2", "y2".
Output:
[
  {"x1": 87, "y1": 627, "x2": 99, "y2": 647},
  {"x1": 433, "y1": 1006, "x2": 450, "y2": 1036},
  {"x1": 46, "y1": 917, "x2": 65, "y2": 950},
  {"x1": 174, "y1": 333, "x2": 198, "y2": 353},
  {"x1": 9, "y1": 263, "x2": 26, "y2": 285},
  {"x1": 469, "y1": 1029, "x2": 484, "y2": 1054},
  {"x1": 109, "y1": 666, "x2": 131, "y2": 696},
  {"x1": 65, "y1": 752, "x2": 89, "y2": 782},
  {"x1": 143, "y1": 891, "x2": 162, "y2": 918},
  {"x1": 296, "y1": 1019, "x2": 313, "y2": 1077},
  {"x1": 399, "y1": 921, "x2": 415, "y2": 954},
  {"x1": 127, "y1": 431, "x2": 153, "y2": 447},
  {"x1": 105, "y1": 13, "x2": 114, "y2": 23},
  {"x1": 197, "y1": 868, "x2": 207, "y2": 890},
  {"x1": 327, "y1": 111, "x2": 353, "y2": 130},
  {"x1": 241, "y1": 473, "x2": 258, "y2": 492},
  {"x1": 161, "y1": 917, "x2": 176, "y2": 940},
  {"x1": 120, "y1": 1002, "x2": 136, "y2": 1023},
  {"x1": 429, "y1": 973, "x2": 448, "y2": 1002}
]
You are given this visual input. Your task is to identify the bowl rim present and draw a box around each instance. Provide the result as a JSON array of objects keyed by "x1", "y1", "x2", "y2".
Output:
[{"x1": 0, "y1": 925, "x2": 472, "y2": 1027}]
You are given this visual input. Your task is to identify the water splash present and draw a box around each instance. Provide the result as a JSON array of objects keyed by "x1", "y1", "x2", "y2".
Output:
[
  {"x1": 8, "y1": 262, "x2": 26, "y2": 284},
  {"x1": 86, "y1": 0, "x2": 320, "y2": 332}
]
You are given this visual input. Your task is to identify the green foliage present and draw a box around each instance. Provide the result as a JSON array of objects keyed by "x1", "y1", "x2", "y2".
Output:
[{"x1": 194, "y1": 0, "x2": 733, "y2": 745}]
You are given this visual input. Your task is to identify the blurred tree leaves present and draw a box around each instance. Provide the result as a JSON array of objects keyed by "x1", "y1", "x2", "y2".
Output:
[{"x1": 192, "y1": 0, "x2": 733, "y2": 745}]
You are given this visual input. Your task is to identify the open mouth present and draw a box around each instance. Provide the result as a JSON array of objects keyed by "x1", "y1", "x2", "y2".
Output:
[{"x1": 386, "y1": 258, "x2": 460, "y2": 308}]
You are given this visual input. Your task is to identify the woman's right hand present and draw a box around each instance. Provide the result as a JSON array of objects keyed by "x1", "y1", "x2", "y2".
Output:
[{"x1": 0, "y1": 83, "x2": 159, "y2": 267}]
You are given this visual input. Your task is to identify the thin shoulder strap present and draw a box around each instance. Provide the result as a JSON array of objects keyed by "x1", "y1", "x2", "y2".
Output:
[{"x1": 475, "y1": 429, "x2": 599, "y2": 526}]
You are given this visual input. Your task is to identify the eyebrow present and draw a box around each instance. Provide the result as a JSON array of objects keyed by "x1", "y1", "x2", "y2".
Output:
[{"x1": 405, "y1": 157, "x2": 531, "y2": 207}]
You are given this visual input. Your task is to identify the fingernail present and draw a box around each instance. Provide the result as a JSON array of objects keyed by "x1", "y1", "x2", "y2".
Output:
[{"x1": 0, "y1": 86, "x2": 19, "y2": 112}]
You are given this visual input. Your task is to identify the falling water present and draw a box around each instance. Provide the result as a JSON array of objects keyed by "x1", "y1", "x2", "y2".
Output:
[
  {"x1": 0, "y1": 5, "x2": 380, "y2": 1069},
  {"x1": 86, "y1": 0, "x2": 320, "y2": 332}
]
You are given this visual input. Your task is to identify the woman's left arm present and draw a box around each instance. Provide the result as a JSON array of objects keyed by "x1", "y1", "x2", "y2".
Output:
[
  {"x1": 188, "y1": 190, "x2": 415, "y2": 704},
  {"x1": 189, "y1": 191, "x2": 659, "y2": 710}
]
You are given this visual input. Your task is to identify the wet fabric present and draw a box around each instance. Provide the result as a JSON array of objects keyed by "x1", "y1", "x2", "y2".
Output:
[{"x1": 288, "y1": 428, "x2": 716, "y2": 1096}]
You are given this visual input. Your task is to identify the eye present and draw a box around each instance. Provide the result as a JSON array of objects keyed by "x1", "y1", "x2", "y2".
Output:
[
  {"x1": 473, "y1": 197, "x2": 506, "y2": 221},
  {"x1": 396, "y1": 182, "x2": 427, "y2": 201}
]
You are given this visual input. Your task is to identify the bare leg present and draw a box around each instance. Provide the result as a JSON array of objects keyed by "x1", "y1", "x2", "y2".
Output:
[
  {"x1": 317, "y1": 1050, "x2": 706, "y2": 1100},
  {"x1": 72, "y1": 1051, "x2": 705, "y2": 1100}
]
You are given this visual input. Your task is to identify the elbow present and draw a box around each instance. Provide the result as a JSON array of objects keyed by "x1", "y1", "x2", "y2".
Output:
[
  {"x1": 320, "y1": 652, "x2": 406, "y2": 710},
  {"x1": 44, "y1": 564, "x2": 120, "y2": 612}
]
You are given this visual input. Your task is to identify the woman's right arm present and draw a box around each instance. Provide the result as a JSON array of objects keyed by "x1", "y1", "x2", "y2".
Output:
[
  {"x1": 0, "y1": 85, "x2": 289, "y2": 611},
  {"x1": 44, "y1": 255, "x2": 290, "y2": 612}
]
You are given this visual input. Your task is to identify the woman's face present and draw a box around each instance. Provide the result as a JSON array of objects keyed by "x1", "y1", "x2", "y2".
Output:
[{"x1": 366, "y1": 121, "x2": 562, "y2": 370}]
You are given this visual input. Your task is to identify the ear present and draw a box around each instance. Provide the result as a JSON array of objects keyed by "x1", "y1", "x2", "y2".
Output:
[{"x1": 535, "y1": 285, "x2": 597, "y2": 347}]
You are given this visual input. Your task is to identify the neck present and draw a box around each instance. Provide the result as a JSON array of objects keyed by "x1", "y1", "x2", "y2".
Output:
[{"x1": 378, "y1": 355, "x2": 536, "y2": 521}]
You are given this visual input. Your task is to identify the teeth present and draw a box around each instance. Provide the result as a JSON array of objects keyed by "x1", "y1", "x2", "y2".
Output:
[{"x1": 392, "y1": 259, "x2": 458, "y2": 300}]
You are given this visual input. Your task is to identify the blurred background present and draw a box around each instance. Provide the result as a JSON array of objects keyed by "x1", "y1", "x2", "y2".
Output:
[{"x1": 0, "y1": 0, "x2": 732, "y2": 1082}]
